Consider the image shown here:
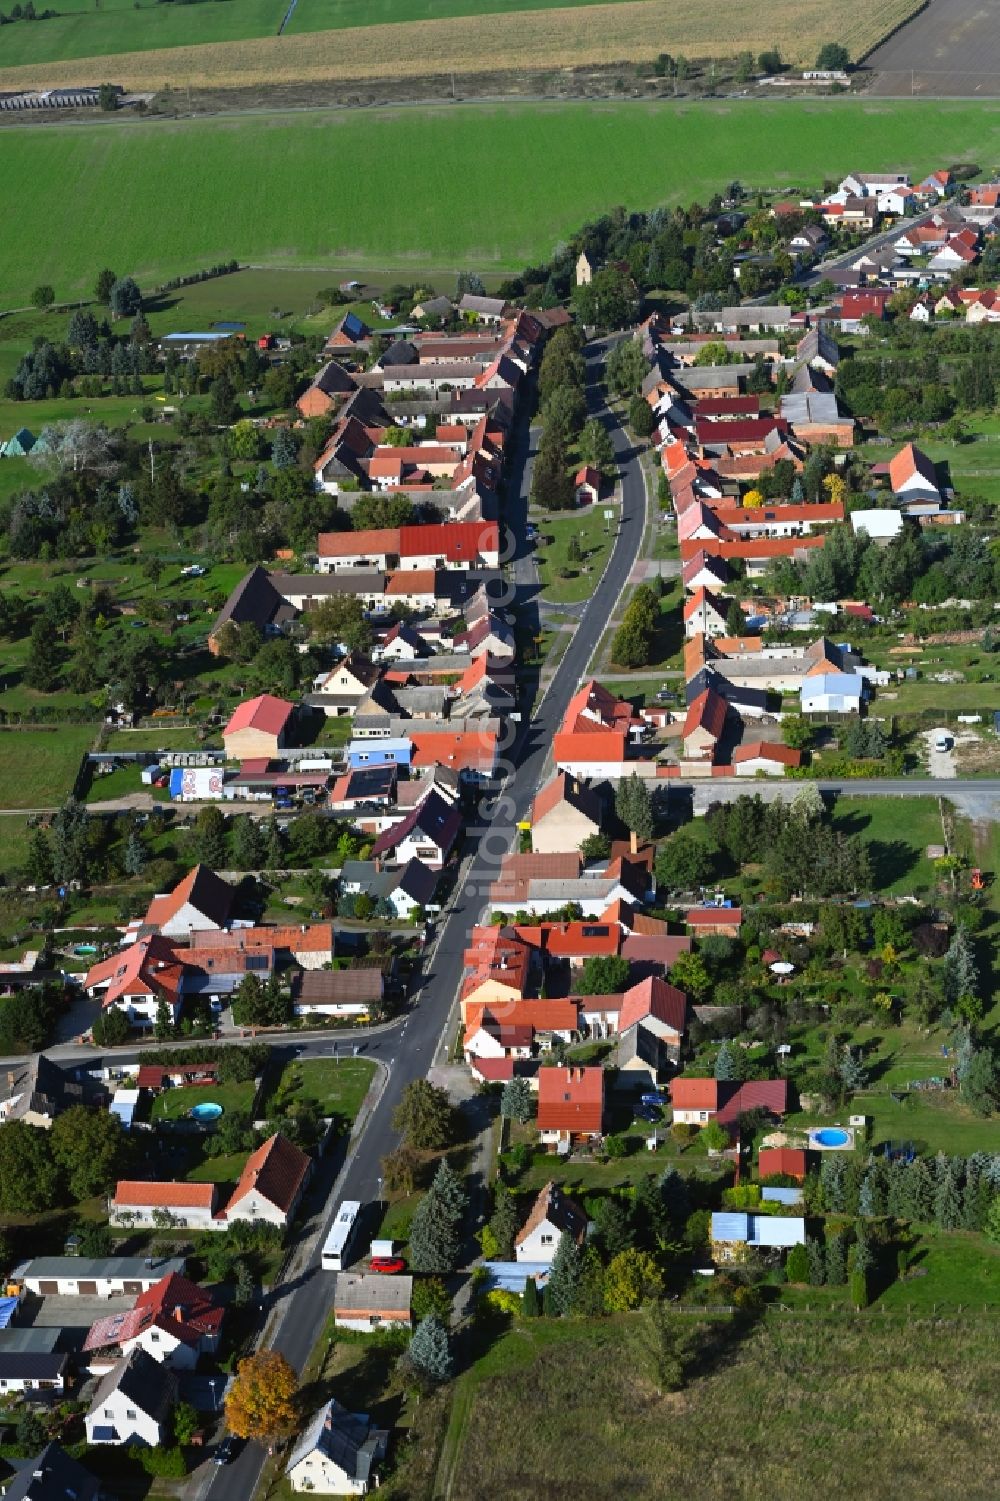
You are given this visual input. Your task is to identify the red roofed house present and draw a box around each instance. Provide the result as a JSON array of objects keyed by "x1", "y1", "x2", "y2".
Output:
[
  {"x1": 83, "y1": 1273, "x2": 223, "y2": 1371},
  {"x1": 111, "y1": 1181, "x2": 220, "y2": 1231},
  {"x1": 463, "y1": 999, "x2": 579, "y2": 1062},
  {"x1": 617, "y1": 976, "x2": 688, "y2": 1058},
  {"x1": 685, "y1": 906, "x2": 742, "y2": 939},
  {"x1": 682, "y1": 549, "x2": 730, "y2": 594},
  {"x1": 887, "y1": 442, "x2": 941, "y2": 506},
  {"x1": 408, "y1": 729, "x2": 498, "y2": 782},
  {"x1": 83, "y1": 937, "x2": 186, "y2": 1028},
  {"x1": 733, "y1": 742, "x2": 802, "y2": 776},
  {"x1": 223, "y1": 1132, "x2": 312, "y2": 1230},
  {"x1": 574, "y1": 466, "x2": 601, "y2": 505},
  {"x1": 460, "y1": 926, "x2": 535, "y2": 1020},
  {"x1": 840, "y1": 291, "x2": 891, "y2": 333},
  {"x1": 530, "y1": 772, "x2": 603, "y2": 855},
  {"x1": 669, "y1": 1075, "x2": 788, "y2": 1129},
  {"x1": 468, "y1": 1055, "x2": 515, "y2": 1086},
  {"x1": 684, "y1": 586, "x2": 729, "y2": 640},
  {"x1": 316, "y1": 528, "x2": 401, "y2": 572},
  {"x1": 554, "y1": 679, "x2": 637, "y2": 773},
  {"x1": 682, "y1": 687, "x2": 729, "y2": 760},
  {"x1": 223, "y1": 694, "x2": 294, "y2": 760},
  {"x1": 537, "y1": 1065, "x2": 605, "y2": 1146},
  {"x1": 758, "y1": 1147, "x2": 808, "y2": 1183},
  {"x1": 398, "y1": 521, "x2": 500, "y2": 570},
  {"x1": 141, "y1": 865, "x2": 233, "y2": 940}
]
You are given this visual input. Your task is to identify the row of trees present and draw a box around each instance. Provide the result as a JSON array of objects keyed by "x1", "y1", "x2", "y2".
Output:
[{"x1": 0, "y1": 1106, "x2": 132, "y2": 1213}]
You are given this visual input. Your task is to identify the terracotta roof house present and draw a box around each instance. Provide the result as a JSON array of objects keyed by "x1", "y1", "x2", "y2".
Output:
[
  {"x1": 530, "y1": 772, "x2": 603, "y2": 855},
  {"x1": 111, "y1": 1181, "x2": 220, "y2": 1230},
  {"x1": 297, "y1": 360, "x2": 358, "y2": 419},
  {"x1": 682, "y1": 550, "x2": 730, "y2": 593},
  {"x1": 224, "y1": 1132, "x2": 312, "y2": 1230},
  {"x1": 618, "y1": 976, "x2": 688, "y2": 1044},
  {"x1": 142, "y1": 864, "x2": 233, "y2": 939},
  {"x1": 83, "y1": 936, "x2": 186, "y2": 1028},
  {"x1": 887, "y1": 442, "x2": 941, "y2": 505},
  {"x1": 515, "y1": 1181, "x2": 588, "y2": 1263},
  {"x1": 463, "y1": 999, "x2": 579, "y2": 1061},
  {"x1": 460, "y1": 925, "x2": 535, "y2": 1017},
  {"x1": 685, "y1": 906, "x2": 742, "y2": 938},
  {"x1": 682, "y1": 687, "x2": 729, "y2": 760},
  {"x1": 670, "y1": 1075, "x2": 788, "y2": 1128},
  {"x1": 758, "y1": 1147, "x2": 808, "y2": 1182},
  {"x1": 537, "y1": 1066, "x2": 604, "y2": 1145},
  {"x1": 574, "y1": 466, "x2": 601, "y2": 505},
  {"x1": 684, "y1": 586, "x2": 729, "y2": 640},
  {"x1": 733, "y1": 741, "x2": 802, "y2": 776},
  {"x1": 223, "y1": 693, "x2": 294, "y2": 760},
  {"x1": 82, "y1": 1272, "x2": 223, "y2": 1370},
  {"x1": 408, "y1": 729, "x2": 498, "y2": 781}
]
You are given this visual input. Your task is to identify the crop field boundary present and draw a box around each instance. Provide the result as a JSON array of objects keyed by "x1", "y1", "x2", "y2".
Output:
[{"x1": 0, "y1": 0, "x2": 926, "y2": 94}]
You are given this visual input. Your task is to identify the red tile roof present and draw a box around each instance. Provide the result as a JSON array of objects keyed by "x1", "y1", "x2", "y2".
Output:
[
  {"x1": 537, "y1": 1066, "x2": 604, "y2": 1134},
  {"x1": 385, "y1": 568, "x2": 436, "y2": 596},
  {"x1": 758, "y1": 1147, "x2": 808, "y2": 1182},
  {"x1": 114, "y1": 1181, "x2": 218, "y2": 1209},
  {"x1": 732, "y1": 742, "x2": 802, "y2": 767},
  {"x1": 618, "y1": 976, "x2": 688, "y2": 1035},
  {"x1": 683, "y1": 687, "x2": 728, "y2": 742},
  {"x1": 888, "y1": 442, "x2": 938, "y2": 494},
  {"x1": 223, "y1": 693, "x2": 294, "y2": 739},
  {"x1": 716, "y1": 1078, "x2": 789, "y2": 1126},
  {"x1": 398, "y1": 521, "x2": 499, "y2": 562},
  {"x1": 469, "y1": 1056, "x2": 515, "y2": 1083},
  {"x1": 317, "y1": 527, "x2": 400, "y2": 558},
  {"x1": 225, "y1": 1132, "x2": 311, "y2": 1217},
  {"x1": 143, "y1": 865, "x2": 233, "y2": 933},
  {"x1": 670, "y1": 1076, "x2": 718, "y2": 1111},
  {"x1": 686, "y1": 906, "x2": 743, "y2": 928},
  {"x1": 409, "y1": 730, "x2": 497, "y2": 774}
]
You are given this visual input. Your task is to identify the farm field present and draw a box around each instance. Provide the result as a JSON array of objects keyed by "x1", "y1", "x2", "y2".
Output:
[
  {"x1": 447, "y1": 1315, "x2": 1000, "y2": 1501},
  {"x1": 0, "y1": 725, "x2": 97, "y2": 809},
  {"x1": 0, "y1": 0, "x2": 923, "y2": 89},
  {"x1": 4, "y1": 100, "x2": 999, "y2": 316},
  {"x1": 867, "y1": 0, "x2": 1000, "y2": 97}
]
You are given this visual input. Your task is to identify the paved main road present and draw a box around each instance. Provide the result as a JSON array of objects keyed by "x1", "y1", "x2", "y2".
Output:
[{"x1": 200, "y1": 342, "x2": 648, "y2": 1499}]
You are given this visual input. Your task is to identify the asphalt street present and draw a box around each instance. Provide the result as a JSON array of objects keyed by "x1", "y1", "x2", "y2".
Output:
[{"x1": 196, "y1": 341, "x2": 649, "y2": 1498}]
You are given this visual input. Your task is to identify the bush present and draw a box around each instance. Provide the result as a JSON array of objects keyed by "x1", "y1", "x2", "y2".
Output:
[
  {"x1": 849, "y1": 1269, "x2": 870, "y2": 1309},
  {"x1": 140, "y1": 1446, "x2": 187, "y2": 1478}
]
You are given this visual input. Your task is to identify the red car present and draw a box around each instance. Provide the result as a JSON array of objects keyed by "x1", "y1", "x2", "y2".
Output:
[{"x1": 370, "y1": 1256, "x2": 406, "y2": 1274}]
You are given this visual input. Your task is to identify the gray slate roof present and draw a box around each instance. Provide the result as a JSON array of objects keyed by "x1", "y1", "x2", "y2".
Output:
[
  {"x1": 88, "y1": 1347, "x2": 177, "y2": 1424},
  {"x1": 1, "y1": 1443, "x2": 100, "y2": 1501},
  {"x1": 287, "y1": 1398, "x2": 388, "y2": 1485}
]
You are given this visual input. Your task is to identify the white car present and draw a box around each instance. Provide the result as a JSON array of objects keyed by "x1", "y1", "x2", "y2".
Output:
[{"x1": 933, "y1": 733, "x2": 951, "y2": 753}]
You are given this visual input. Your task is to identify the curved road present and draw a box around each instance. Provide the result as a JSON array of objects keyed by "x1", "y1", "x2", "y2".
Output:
[{"x1": 200, "y1": 341, "x2": 648, "y2": 1499}]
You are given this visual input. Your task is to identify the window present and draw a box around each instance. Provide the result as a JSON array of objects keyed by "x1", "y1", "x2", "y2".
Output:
[
  {"x1": 540, "y1": 1234, "x2": 553, "y2": 1246},
  {"x1": 126, "y1": 1410, "x2": 137, "y2": 1420}
]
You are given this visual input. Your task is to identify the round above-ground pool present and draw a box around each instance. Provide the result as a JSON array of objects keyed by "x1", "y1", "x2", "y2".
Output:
[
  {"x1": 813, "y1": 1127, "x2": 850, "y2": 1147},
  {"x1": 190, "y1": 1102, "x2": 224, "y2": 1123}
]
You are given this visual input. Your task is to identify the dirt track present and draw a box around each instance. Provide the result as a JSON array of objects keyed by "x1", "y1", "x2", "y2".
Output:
[{"x1": 866, "y1": 0, "x2": 1000, "y2": 96}]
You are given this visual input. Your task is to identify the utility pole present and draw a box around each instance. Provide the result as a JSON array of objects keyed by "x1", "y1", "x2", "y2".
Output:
[{"x1": 148, "y1": 439, "x2": 155, "y2": 485}]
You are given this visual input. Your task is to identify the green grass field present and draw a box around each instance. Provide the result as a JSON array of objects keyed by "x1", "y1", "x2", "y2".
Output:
[
  {"x1": 447, "y1": 1314, "x2": 1000, "y2": 1501},
  {"x1": 263, "y1": 1057, "x2": 376, "y2": 1121},
  {"x1": 0, "y1": 0, "x2": 626, "y2": 67},
  {"x1": 535, "y1": 507, "x2": 616, "y2": 604},
  {"x1": 5, "y1": 101, "x2": 1000, "y2": 307},
  {"x1": 148, "y1": 1081, "x2": 256, "y2": 1121},
  {"x1": 0, "y1": 724, "x2": 97, "y2": 809},
  {"x1": 831, "y1": 795, "x2": 944, "y2": 894}
]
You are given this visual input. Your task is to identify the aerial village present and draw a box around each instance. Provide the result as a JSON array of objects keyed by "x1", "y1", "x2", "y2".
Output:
[{"x1": 0, "y1": 166, "x2": 998, "y2": 1500}]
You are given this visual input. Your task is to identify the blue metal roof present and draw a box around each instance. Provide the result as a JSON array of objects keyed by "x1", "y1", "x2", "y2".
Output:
[
  {"x1": 481, "y1": 1260, "x2": 551, "y2": 1293},
  {"x1": 761, "y1": 1186, "x2": 803, "y2": 1206},
  {"x1": 0, "y1": 1297, "x2": 17, "y2": 1330},
  {"x1": 711, "y1": 1212, "x2": 748, "y2": 1242}
]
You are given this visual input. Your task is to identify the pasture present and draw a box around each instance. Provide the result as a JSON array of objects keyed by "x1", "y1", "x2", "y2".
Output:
[
  {"x1": 448, "y1": 1314, "x2": 1000, "y2": 1501},
  {"x1": 0, "y1": 0, "x2": 923, "y2": 90},
  {"x1": 3, "y1": 100, "x2": 1000, "y2": 307},
  {"x1": 0, "y1": 725, "x2": 97, "y2": 809}
]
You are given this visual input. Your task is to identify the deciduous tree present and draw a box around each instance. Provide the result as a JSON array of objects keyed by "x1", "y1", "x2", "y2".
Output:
[{"x1": 224, "y1": 1351, "x2": 299, "y2": 1448}]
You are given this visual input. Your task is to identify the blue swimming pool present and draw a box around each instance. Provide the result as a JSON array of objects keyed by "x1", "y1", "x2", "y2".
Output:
[
  {"x1": 814, "y1": 1128, "x2": 850, "y2": 1147},
  {"x1": 190, "y1": 1102, "x2": 224, "y2": 1123}
]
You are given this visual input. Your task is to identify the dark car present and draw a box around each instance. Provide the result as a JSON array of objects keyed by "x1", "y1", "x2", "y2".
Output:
[{"x1": 214, "y1": 1436, "x2": 239, "y2": 1466}]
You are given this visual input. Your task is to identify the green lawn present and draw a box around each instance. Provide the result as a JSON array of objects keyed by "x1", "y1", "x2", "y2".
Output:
[
  {"x1": 0, "y1": 724, "x2": 98, "y2": 809},
  {"x1": 6, "y1": 101, "x2": 1000, "y2": 306},
  {"x1": 879, "y1": 1229, "x2": 1000, "y2": 1310},
  {"x1": 830, "y1": 795, "x2": 944, "y2": 895},
  {"x1": 0, "y1": 0, "x2": 287, "y2": 68},
  {"x1": 148, "y1": 1081, "x2": 257, "y2": 1122},
  {"x1": 263, "y1": 1057, "x2": 376, "y2": 1121},
  {"x1": 186, "y1": 1150, "x2": 251, "y2": 1185},
  {"x1": 535, "y1": 508, "x2": 616, "y2": 604}
]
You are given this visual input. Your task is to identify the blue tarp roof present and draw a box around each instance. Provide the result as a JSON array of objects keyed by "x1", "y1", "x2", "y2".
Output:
[
  {"x1": 0, "y1": 1298, "x2": 18, "y2": 1330},
  {"x1": 761, "y1": 1186, "x2": 804, "y2": 1206},
  {"x1": 481, "y1": 1261, "x2": 551, "y2": 1293}
]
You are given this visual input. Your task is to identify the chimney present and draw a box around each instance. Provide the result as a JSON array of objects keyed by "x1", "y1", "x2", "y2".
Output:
[
  {"x1": 630, "y1": 831, "x2": 638, "y2": 856},
  {"x1": 174, "y1": 1304, "x2": 185, "y2": 1322},
  {"x1": 6, "y1": 1071, "x2": 14, "y2": 1088}
]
